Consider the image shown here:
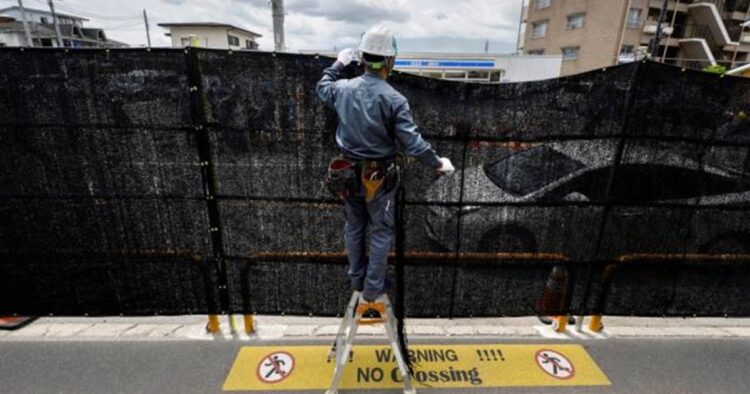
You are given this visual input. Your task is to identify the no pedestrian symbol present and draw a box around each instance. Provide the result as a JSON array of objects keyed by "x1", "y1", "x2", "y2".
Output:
[
  {"x1": 535, "y1": 349, "x2": 575, "y2": 380},
  {"x1": 256, "y1": 351, "x2": 295, "y2": 384}
]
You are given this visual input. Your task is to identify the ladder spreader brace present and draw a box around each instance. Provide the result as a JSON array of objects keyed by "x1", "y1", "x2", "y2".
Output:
[{"x1": 326, "y1": 291, "x2": 416, "y2": 394}]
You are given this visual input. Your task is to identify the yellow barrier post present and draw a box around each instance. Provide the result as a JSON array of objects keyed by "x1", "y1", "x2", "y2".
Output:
[
  {"x1": 228, "y1": 314, "x2": 238, "y2": 334},
  {"x1": 207, "y1": 314, "x2": 221, "y2": 333},
  {"x1": 589, "y1": 315, "x2": 604, "y2": 332},
  {"x1": 244, "y1": 314, "x2": 255, "y2": 334},
  {"x1": 553, "y1": 315, "x2": 568, "y2": 333}
]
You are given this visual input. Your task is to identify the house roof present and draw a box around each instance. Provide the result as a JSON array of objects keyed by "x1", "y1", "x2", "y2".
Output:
[{"x1": 157, "y1": 22, "x2": 262, "y2": 38}]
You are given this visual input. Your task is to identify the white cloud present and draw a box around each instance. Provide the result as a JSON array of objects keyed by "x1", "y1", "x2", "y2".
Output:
[{"x1": 0, "y1": 0, "x2": 523, "y2": 53}]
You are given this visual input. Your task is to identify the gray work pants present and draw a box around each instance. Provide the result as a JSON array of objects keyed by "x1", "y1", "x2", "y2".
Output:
[{"x1": 343, "y1": 186, "x2": 396, "y2": 301}]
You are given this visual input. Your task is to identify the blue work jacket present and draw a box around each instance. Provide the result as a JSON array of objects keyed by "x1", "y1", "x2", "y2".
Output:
[{"x1": 316, "y1": 62, "x2": 441, "y2": 169}]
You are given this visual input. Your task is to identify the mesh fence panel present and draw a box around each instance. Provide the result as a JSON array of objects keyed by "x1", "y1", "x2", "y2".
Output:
[{"x1": 1, "y1": 48, "x2": 750, "y2": 316}]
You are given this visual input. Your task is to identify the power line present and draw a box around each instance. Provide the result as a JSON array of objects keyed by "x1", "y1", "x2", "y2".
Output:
[
  {"x1": 35, "y1": 0, "x2": 142, "y2": 20},
  {"x1": 96, "y1": 21, "x2": 143, "y2": 30},
  {"x1": 29, "y1": 0, "x2": 141, "y2": 21}
]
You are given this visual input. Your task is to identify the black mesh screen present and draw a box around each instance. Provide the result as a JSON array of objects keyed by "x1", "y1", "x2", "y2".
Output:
[{"x1": 1, "y1": 48, "x2": 749, "y2": 317}]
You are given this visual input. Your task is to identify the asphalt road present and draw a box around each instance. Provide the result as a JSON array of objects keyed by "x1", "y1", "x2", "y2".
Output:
[{"x1": 0, "y1": 338, "x2": 747, "y2": 394}]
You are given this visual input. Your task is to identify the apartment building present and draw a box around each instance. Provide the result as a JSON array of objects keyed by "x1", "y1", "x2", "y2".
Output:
[{"x1": 522, "y1": 0, "x2": 750, "y2": 75}]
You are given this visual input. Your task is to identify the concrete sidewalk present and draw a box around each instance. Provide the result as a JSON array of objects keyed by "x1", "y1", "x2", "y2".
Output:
[{"x1": 2, "y1": 315, "x2": 750, "y2": 341}]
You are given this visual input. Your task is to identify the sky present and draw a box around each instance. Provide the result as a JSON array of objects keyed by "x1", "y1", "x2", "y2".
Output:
[{"x1": 0, "y1": 0, "x2": 525, "y2": 53}]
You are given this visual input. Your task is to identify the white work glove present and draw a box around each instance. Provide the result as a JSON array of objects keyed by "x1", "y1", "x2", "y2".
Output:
[
  {"x1": 336, "y1": 48, "x2": 355, "y2": 67},
  {"x1": 437, "y1": 157, "x2": 455, "y2": 175}
]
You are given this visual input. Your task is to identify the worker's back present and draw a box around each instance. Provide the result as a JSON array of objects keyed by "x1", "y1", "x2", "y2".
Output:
[{"x1": 324, "y1": 72, "x2": 404, "y2": 160}]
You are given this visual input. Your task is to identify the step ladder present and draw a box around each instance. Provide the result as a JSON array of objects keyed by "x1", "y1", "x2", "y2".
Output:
[{"x1": 326, "y1": 291, "x2": 415, "y2": 394}]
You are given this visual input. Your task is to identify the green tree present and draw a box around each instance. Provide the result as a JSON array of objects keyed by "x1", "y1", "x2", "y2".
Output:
[{"x1": 703, "y1": 64, "x2": 728, "y2": 74}]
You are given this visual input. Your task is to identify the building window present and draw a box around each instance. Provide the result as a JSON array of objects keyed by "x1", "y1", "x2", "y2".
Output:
[
  {"x1": 181, "y1": 37, "x2": 193, "y2": 47},
  {"x1": 536, "y1": 0, "x2": 551, "y2": 9},
  {"x1": 245, "y1": 39, "x2": 257, "y2": 49},
  {"x1": 567, "y1": 13, "x2": 585, "y2": 30},
  {"x1": 619, "y1": 44, "x2": 636, "y2": 63},
  {"x1": 561, "y1": 46, "x2": 580, "y2": 60},
  {"x1": 40, "y1": 16, "x2": 48, "y2": 24},
  {"x1": 532, "y1": 21, "x2": 548, "y2": 38},
  {"x1": 527, "y1": 49, "x2": 545, "y2": 55},
  {"x1": 228, "y1": 34, "x2": 239, "y2": 46},
  {"x1": 627, "y1": 8, "x2": 642, "y2": 28}
]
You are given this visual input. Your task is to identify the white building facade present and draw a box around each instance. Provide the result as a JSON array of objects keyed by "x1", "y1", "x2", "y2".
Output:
[
  {"x1": 158, "y1": 23, "x2": 261, "y2": 50},
  {"x1": 394, "y1": 52, "x2": 562, "y2": 83},
  {"x1": 306, "y1": 51, "x2": 563, "y2": 83}
]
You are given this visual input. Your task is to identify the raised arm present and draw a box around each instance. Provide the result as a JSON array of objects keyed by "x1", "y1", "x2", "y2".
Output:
[{"x1": 316, "y1": 48, "x2": 355, "y2": 108}]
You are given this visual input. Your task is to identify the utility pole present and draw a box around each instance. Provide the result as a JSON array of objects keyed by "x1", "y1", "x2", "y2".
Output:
[
  {"x1": 271, "y1": 0, "x2": 285, "y2": 52},
  {"x1": 650, "y1": 0, "x2": 669, "y2": 60},
  {"x1": 17, "y1": 0, "x2": 33, "y2": 46},
  {"x1": 661, "y1": 0, "x2": 681, "y2": 62},
  {"x1": 47, "y1": 0, "x2": 64, "y2": 47},
  {"x1": 730, "y1": 6, "x2": 750, "y2": 68},
  {"x1": 143, "y1": 9, "x2": 151, "y2": 48},
  {"x1": 484, "y1": 39, "x2": 489, "y2": 53},
  {"x1": 516, "y1": 0, "x2": 525, "y2": 54}
]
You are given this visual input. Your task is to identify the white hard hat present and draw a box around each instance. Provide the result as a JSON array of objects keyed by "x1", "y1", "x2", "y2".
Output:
[{"x1": 358, "y1": 24, "x2": 398, "y2": 57}]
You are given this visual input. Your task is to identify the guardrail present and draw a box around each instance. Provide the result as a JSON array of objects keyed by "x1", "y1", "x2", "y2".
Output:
[
  {"x1": 240, "y1": 251, "x2": 575, "y2": 333},
  {"x1": 588, "y1": 253, "x2": 750, "y2": 332}
]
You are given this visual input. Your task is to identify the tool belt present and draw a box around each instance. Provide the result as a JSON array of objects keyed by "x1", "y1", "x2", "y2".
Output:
[{"x1": 325, "y1": 155, "x2": 400, "y2": 202}]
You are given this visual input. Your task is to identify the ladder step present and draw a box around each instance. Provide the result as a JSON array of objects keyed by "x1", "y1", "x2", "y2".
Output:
[
  {"x1": 356, "y1": 317, "x2": 386, "y2": 325},
  {"x1": 356, "y1": 302, "x2": 386, "y2": 314},
  {"x1": 327, "y1": 292, "x2": 415, "y2": 394}
]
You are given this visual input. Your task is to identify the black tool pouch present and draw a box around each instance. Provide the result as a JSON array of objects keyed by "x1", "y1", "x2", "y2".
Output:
[{"x1": 325, "y1": 156, "x2": 359, "y2": 200}]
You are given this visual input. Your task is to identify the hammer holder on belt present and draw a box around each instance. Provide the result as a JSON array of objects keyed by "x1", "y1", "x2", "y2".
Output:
[{"x1": 361, "y1": 160, "x2": 386, "y2": 202}]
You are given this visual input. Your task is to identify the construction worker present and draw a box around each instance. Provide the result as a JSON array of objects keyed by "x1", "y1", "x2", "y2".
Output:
[{"x1": 317, "y1": 25, "x2": 454, "y2": 302}]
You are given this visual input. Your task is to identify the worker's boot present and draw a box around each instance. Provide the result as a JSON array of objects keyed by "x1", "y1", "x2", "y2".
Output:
[{"x1": 358, "y1": 294, "x2": 386, "y2": 321}]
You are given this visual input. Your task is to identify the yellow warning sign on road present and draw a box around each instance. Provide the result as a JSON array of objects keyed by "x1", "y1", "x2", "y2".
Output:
[{"x1": 223, "y1": 344, "x2": 609, "y2": 391}]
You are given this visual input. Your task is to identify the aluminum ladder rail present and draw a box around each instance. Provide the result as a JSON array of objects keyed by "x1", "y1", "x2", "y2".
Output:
[{"x1": 326, "y1": 291, "x2": 415, "y2": 394}]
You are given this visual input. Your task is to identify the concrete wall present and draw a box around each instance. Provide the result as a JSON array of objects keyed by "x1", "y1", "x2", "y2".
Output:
[
  {"x1": 500, "y1": 55, "x2": 563, "y2": 82},
  {"x1": 166, "y1": 25, "x2": 257, "y2": 50}
]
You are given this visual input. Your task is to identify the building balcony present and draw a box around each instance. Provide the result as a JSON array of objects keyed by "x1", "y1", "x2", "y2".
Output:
[
  {"x1": 678, "y1": 37, "x2": 718, "y2": 65},
  {"x1": 643, "y1": 21, "x2": 675, "y2": 35},
  {"x1": 687, "y1": 1, "x2": 739, "y2": 46},
  {"x1": 649, "y1": 0, "x2": 689, "y2": 13}
]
